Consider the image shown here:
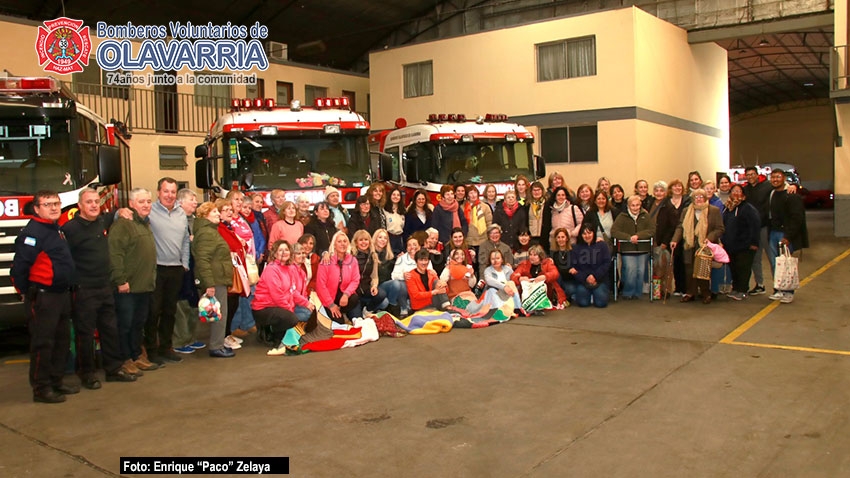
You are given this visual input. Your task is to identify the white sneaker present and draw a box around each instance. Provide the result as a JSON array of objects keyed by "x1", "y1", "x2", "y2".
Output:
[
  {"x1": 231, "y1": 335, "x2": 244, "y2": 344},
  {"x1": 267, "y1": 344, "x2": 287, "y2": 356},
  {"x1": 768, "y1": 292, "x2": 785, "y2": 301},
  {"x1": 224, "y1": 336, "x2": 242, "y2": 350},
  {"x1": 780, "y1": 293, "x2": 794, "y2": 304}
]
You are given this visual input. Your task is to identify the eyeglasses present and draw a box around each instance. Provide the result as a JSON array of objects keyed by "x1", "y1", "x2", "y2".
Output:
[
  {"x1": 694, "y1": 195, "x2": 706, "y2": 199},
  {"x1": 38, "y1": 201, "x2": 61, "y2": 208}
]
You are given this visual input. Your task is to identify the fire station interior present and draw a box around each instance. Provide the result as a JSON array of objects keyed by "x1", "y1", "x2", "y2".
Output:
[{"x1": 1, "y1": 1, "x2": 849, "y2": 477}]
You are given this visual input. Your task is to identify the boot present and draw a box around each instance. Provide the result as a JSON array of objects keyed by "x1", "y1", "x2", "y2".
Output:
[{"x1": 122, "y1": 359, "x2": 144, "y2": 377}]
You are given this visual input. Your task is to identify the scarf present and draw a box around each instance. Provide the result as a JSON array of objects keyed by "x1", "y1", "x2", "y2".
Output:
[
  {"x1": 502, "y1": 200, "x2": 519, "y2": 219},
  {"x1": 551, "y1": 200, "x2": 568, "y2": 214},
  {"x1": 440, "y1": 198, "x2": 461, "y2": 229},
  {"x1": 682, "y1": 201, "x2": 709, "y2": 249},
  {"x1": 530, "y1": 198, "x2": 544, "y2": 219},
  {"x1": 468, "y1": 201, "x2": 487, "y2": 236},
  {"x1": 242, "y1": 210, "x2": 255, "y2": 224},
  {"x1": 725, "y1": 196, "x2": 742, "y2": 213}
]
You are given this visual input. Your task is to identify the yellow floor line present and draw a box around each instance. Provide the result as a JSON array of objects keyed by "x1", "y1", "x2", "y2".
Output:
[
  {"x1": 719, "y1": 246, "x2": 850, "y2": 350},
  {"x1": 724, "y1": 341, "x2": 850, "y2": 357},
  {"x1": 3, "y1": 359, "x2": 29, "y2": 365}
]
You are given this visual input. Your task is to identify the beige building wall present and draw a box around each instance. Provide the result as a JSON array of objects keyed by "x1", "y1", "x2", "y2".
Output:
[
  {"x1": 0, "y1": 16, "x2": 369, "y2": 193},
  {"x1": 369, "y1": 7, "x2": 728, "y2": 191},
  {"x1": 834, "y1": 0, "x2": 849, "y2": 235}
]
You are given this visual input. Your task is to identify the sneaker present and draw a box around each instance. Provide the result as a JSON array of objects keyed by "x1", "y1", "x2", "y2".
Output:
[
  {"x1": 160, "y1": 350, "x2": 184, "y2": 363},
  {"x1": 173, "y1": 345, "x2": 196, "y2": 354},
  {"x1": 223, "y1": 336, "x2": 242, "y2": 350},
  {"x1": 748, "y1": 285, "x2": 766, "y2": 295},
  {"x1": 134, "y1": 357, "x2": 161, "y2": 371},
  {"x1": 106, "y1": 370, "x2": 137, "y2": 382},
  {"x1": 673, "y1": 292, "x2": 683, "y2": 297},
  {"x1": 728, "y1": 291, "x2": 746, "y2": 301},
  {"x1": 209, "y1": 347, "x2": 235, "y2": 358},
  {"x1": 122, "y1": 359, "x2": 143, "y2": 377},
  {"x1": 226, "y1": 334, "x2": 244, "y2": 345},
  {"x1": 267, "y1": 344, "x2": 288, "y2": 356},
  {"x1": 780, "y1": 293, "x2": 794, "y2": 304},
  {"x1": 189, "y1": 341, "x2": 206, "y2": 350},
  {"x1": 768, "y1": 291, "x2": 785, "y2": 301}
]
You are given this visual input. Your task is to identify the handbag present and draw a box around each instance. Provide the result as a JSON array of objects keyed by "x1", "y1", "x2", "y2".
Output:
[
  {"x1": 773, "y1": 243, "x2": 800, "y2": 291},
  {"x1": 228, "y1": 252, "x2": 251, "y2": 297},
  {"x1": 692, "y1": 245, "x2": 713, "y2": 280},
  {"x1": 245, "y1": 253, "x2": 260, "y2": 285}
]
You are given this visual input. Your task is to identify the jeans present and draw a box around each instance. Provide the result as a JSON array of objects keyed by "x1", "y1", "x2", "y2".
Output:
[
  {"x1": 349, "y1": 287, "x2": 389, "y2": 318},
  {"x1": 231, "y1": 286, "x2": 256, "y2": 332},
  {"x1": 252, "y1": 307, "x2": 299, "y2": 346},
  {"x1": 559, "y1": 277, "x2": 577, "y2": 302},
  {"x1": 295, "y1": 305, "x2": 312, "y2": 322},
  {"x1": 619, "y1": 254, "x2": 646, "y2": 298},
  {"x1": 574, "y1": 283, "x2": 609, "y2": 308},
  {"x1": 379, "y1": 280, "x2": 409, "y2": 313},
  {"x1": 115, "y1": 291, "x2": 151, "y2": 361},
  {"x1": 710, "y1": 264, "x2": 732, "y2": 294}
]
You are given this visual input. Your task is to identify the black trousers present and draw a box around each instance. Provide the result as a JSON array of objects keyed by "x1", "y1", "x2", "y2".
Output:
[
  {"x1": 146, "y1": 265, "x2": 184, "y2": 354},
  {"x1": 252, "y1": 307, "x2": 299, "y2": 345},
  {"x1": 26, "y1": 289, "x2": 71, "y2": 393},
  {"x1": 673, "y1": 244, "x2": 687, "y2": 294},
  {"x1": 729, "y1": 250, "x2": 756, "y2": 293},
  {"x1": 74, "y1": 286, "x2": 123, "y2": 376},
  {"x1": 331, "y1": 290, "x2": 360, "y2": 324}
]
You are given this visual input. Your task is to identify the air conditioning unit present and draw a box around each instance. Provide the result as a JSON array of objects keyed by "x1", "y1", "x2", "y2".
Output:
[{"x1": 265, "y1": 41, "x2": 288, "y2": 61}]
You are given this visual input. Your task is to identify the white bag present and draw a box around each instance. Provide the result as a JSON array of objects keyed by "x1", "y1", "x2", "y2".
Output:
[{"x1": 773, "y1": 244, "x2": 799, "y2": 291}]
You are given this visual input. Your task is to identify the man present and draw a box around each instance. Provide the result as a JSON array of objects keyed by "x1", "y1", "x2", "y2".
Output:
[
  {"x1": 172, "y1": 188, "x2": 206, "y2": 354},
  {"x1": 111, "y1": 188, "x2": 159, "y2": 372},
  {"x1": 62, "y1": 189, "x2": 138, "y2": 388},
  {"x1": 766, "y1": 169, "x2": 808, "y2": 304},
  {"x1": 11, "y1": 190, "x2": 78, "y2": 403},
  {"x1": 477, "y1": 224, "x2": 514, "y2": 278},
  {"x1": 145, "y1": 177, "x2": 191, "y2": 365},
  {"x1": 325, "y1": 186, "x2": 349, "y2": 233},
  {"x1": 263, "y1": 189, "x2": 286, "y2": 229}
]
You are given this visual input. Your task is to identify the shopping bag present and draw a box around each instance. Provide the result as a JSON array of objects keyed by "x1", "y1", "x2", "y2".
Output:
[
  {"x1": 692, "y1": 245, "x2": 713, "y2": 280},
  {"x1": 198, "y1": 296, "x2": 221, "y2": 323},
  {"x1": 245, "y1": 253, "x2": 260, "y2": 285},
  {"x1": 520, "y1": 279, "x2": 552, "y2": 311},
  {"x1": 773, "y1": 244, "x2": 799, "y2": 291}
]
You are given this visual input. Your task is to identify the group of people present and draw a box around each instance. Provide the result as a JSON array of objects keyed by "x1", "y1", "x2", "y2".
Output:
[{"x1": 12, "y1": 167, "x2": 808, "y2": 403}]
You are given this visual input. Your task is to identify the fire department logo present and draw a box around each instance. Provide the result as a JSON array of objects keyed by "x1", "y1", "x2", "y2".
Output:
[{"x1": 35, "y1": 17, "x2": 91, "y2": 74}]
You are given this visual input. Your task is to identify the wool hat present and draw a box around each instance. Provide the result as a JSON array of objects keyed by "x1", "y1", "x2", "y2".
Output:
[{"x1": 324, "y1": 185, "x2": 340, "y2": 199}]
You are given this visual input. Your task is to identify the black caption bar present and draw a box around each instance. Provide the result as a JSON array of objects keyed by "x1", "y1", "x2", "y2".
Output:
[{"x1": 120, "y1": 457, "x2": 289, "y2": 475}]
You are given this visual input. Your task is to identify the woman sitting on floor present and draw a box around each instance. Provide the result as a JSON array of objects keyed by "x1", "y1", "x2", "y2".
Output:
[{"x1": 511, "y1": 245, "x2": 567, "y2": 312}]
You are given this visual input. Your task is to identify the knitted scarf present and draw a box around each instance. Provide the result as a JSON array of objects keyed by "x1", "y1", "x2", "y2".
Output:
[
  {"x1": 530, "y1": 198, "x2": 544, "y2": 219},
  {"x1": 725, "y1": 196, "x2": 742, "y2": 213},
  {"x1": 682, "y1": 201, "x2": 709, "y2": 249},
  {"x1": 469, "y1": 201, "x2": 487, "y2": 235},
  {"x1": 440, "y1": 198, "x2": 461, "y2": 229},
  {"x1": 502, "y1": 200, "x2": 519, "y2": 219},
  {"x1": 551, "y1": 200, "x2": 568, "y2": 214}
]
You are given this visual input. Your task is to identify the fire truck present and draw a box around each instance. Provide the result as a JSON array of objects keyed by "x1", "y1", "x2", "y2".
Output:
[
  {"x1": 194, "y1": 96, "x2": 371, "y2": 207},
  {"x1": 368, "y1": 113, "x2": 546, "y2": 202},
  {"x1": 0, "y1": 76, "x2": 128, "y2": 327}
]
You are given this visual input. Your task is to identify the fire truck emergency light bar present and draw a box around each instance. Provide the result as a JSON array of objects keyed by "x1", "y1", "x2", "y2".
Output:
[
  {"x1": 229, "y1": 96, "x2": 352, "y2": 112},
  {"x1": 428, "y1": 113, "x2": 509, "y2": 123},
  {"x1": 0, "y1": 76, "x2": 61, "y2": 93}
]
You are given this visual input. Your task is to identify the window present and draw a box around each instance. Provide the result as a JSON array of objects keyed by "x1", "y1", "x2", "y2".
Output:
[
  {"x1": 77, "y1": 117, "x2": 99, "y2": 184},
  {"x1": 540, "y1": 125, "x2": 598, "y2": 163},
  {"x1": 276, "y1": 81, "x2": 293, "y2": 105},
  {"x1": 537, "y1": 36, "x2": 596, "y2": 82},
  {"x1": 246, "y1": 78, "x2": 265, "y2": 99},
  {"x1": 194, "y1": 73, "x2": 231, "y2": 108},
  {"x1": 159, "y1": 145, "x2": 188, "y2": 170},
  {"x1": 305, "y1": 85, "x2": 327, "y2": 104},
  {"x1": 404, "y1": 61, "x2": 433, "y2": 98},
  {"x1": 72, "y1": 63, "x2": 130, "y2": 99}
]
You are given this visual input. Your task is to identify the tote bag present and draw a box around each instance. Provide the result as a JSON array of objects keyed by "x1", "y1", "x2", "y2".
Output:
[{"x1": 773, "y1": 244, "x2": 800, "y2": 291}]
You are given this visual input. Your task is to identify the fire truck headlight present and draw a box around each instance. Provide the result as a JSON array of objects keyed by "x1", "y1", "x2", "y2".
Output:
[
  {"x1": 461, "y1": 134, "x2": 473, "y2": 142},
  {"x1": 260, "y1": 126, "x2": 278, "y2": 136},
  {"x1": 324, "y1": 124, "x2": 341, "y2": 134},
  {"x1": 505, "y1": 134, "x2": 517, "y2": 142}
]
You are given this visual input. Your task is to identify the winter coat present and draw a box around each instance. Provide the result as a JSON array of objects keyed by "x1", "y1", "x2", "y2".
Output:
[{"x1": 191, "y1": 217, "x2": 233, "y2": 290}]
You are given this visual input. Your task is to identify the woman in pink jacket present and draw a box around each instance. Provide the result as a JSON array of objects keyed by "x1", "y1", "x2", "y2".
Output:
[
  {"x1": 287, "y1": 242, "x2": 315, "y2": 322},
  {"x1": 251, "y1": 240, "x2": 301, "y2": 356},
  {"x1": 315, "y1": 231, "x2": 361, "y2": 323}
]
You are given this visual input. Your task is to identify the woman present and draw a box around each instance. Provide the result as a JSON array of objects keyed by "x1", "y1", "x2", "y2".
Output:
[
  {"x1": 350, "y1": 230, "x2": 388, "y2": 317},
  {"x1": 440, "y1": 248, "x2": 477, "y2": 300},
  {"x1": 446, "y1": 227, "x2": 474, "y2": 266},
  {"x1": 383, "y1": 185, "x2": 406, "y2": 255},
  {"x1": 251, "y1": 240, "x2": 303, "y2": 356},
  {"x1": 191, "y1": 202, "x2": 235, "y2": 358},
  {"x1": 483, "y1": 184, "x2": 498, "y2": 212},
  {"x1": 596, "y1": 177, "x2": 611, "y2": 197},
  {"x1": 297, "y1": 233, "x2": 319, "y2": 292},
  {"x1": 481, "y1": 249, "x2": 524, "y2": 315},
  {"x1": 248, "y1": 193, "x2": 269, "y2": 256},
  {"x1": 213, "y1": 199, "x2": 248, "y2": 350},
  {"x1": 405, "y1": 249, "x2": 451, "y2": 312},
  {"x1": 716, "y1": 174, "x2": 733, "y2": 206},
  {"x1": 703, "y1": 180, "x2": 724, "y2": 212},
  {"x1": 231, "y1": 196, "x2": 261, "y2": 340},
  {"x1": 374, "y1": 229, "x2": 406, "y2": 316},
  {"x1": 721, "y1": 184, "x2": 761, "y2": 301},
  {"x1": 454, "y1": 184, "x2": 467, "y2": 210},
  {"x1": 304, "y1": 201, "x2": 337, "y2": 254},
  {"x1": 634, "y1": 179, "x2": 651, "y2": 212},
  {"x1": 581, "y1": 190, "x2": 617, "y2": 250},
  {"x1": 648, "y1": 181, "x2": 678, "y2": 292},
  {"x1": 366, "y1": 182, "x2": 388, "y2": 230},
  {"x1": 569, "y1": 226, "x2": 611, "y2": 308},
  {"x1": 511, "y1": 245, "x2": 567, "y2": 310},
  {"x1": 687, "y1": 171, "x2": 703, "y2": 194},
  {"x1": 315, "y1": 231, "x2": 360, "y2": 323},
  {"x1": 348, "y1": 196, "x2": 382, "y2": 238},
  {"x1": 432, "y1": 184, "x2": 468, "y2": 244},
  {"x1": 671, "y1": 189, "x2": 725, "y2": 304},
  {"x1": 391, "y1": 236, "x2": 431, "y2": 316},
  {"x1": 514, "y1": 175, "x2": 530, "y2": 206},
  {"x1": 704, "y1": 179, "x2": 731, "y2": 295},
  {"x1": 493, "y1": 189, "x2": 528, "y2": 251},
  {"x1": 527, "y1": 181, "x2": 547, "y2": 247},
  {"x1": 295, "y1": 193, "x2": 313, "y2": 227},
  {"x1": 547, "y1": 172, "x2": 575, "y2": 202},
  {"x1": 424, "y1": 227, "x2": 446, "y2": 274},
  {"x1": 611, "y1": 195, "x2": 654, "y2": 300},
  {"x1": 403, "y1": 189, "x2": 432, "y2": 241},
  {"x1": 541, "y1": 186, "x2": 583, "y2": 249},
  {"x1": 288, "y1": 242, "x2": 315, "y2": 322},
  {"x1": 550, "y1": 228, "x2": 575, "y2": 302},
  {"x1": 269, "y1": 200, "x2": 303, "y2": 247},
  {"x1": 464, "y1": 186, "x2": 492, "y2": 262},
  {"x1": 666, "y1": 179, "x2": 690, "y2": 296},
  {"x1": 574, "y1": 183, "x2": 594, "y2": 214},
  {"x1": 609, "y1": 184, "x2": 626, "y2": 214}
]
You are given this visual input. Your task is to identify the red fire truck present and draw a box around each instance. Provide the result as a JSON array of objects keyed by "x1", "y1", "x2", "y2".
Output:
[
  {"x1": 368, "y1": 114, "x2": 546, "y2": 203},
  {"x1": 0, "y1": 76, "x2": 128, "y2": 327},
  {"x1": 194, "y1": 97, "x2": 371, "y2": 206}
]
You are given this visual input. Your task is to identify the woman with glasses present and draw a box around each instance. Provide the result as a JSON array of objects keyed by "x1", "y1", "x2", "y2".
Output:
[
  {"x1": 670, "y1": 189, "x2": 725, "y2": 304},
  {"x1": 510, "y1": 245, "x2": 567, "y2": 312}
]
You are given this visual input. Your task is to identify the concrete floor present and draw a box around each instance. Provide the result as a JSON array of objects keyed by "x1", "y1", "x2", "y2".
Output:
[{"x1": 1, "y1": 210, "x2": 849, "y2": 478}]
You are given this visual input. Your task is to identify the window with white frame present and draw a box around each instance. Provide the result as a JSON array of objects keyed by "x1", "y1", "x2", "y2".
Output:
[
  {"x1": 540, "y1": 125, "x2": 598, "y2": 163},
  {"x1": 194, "y1": 73, "x2": 231, "y2": 108},
  {"x1": 537, "y1": 36, "x2": 596, "y2": 82},
  {"x1": 403, "y1": 61, "x2": 433, "y2": 98}
]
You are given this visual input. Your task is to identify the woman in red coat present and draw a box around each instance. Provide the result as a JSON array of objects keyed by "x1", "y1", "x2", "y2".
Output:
[
  {"x1": 405, "y1": 249, "x2": 451, "y2": 312},
  {"x1": 511, "y1": 244, "x2": 567, "y2": 311}
]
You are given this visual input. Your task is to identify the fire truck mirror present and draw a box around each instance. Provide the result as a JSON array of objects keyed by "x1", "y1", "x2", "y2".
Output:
[
  {"x1": 97, "y1": 145, "x2": 121, "y2": 186},
  {"x1": 195, "y1": 158, "x2": 215, "y2": 189},
  {"x1": 534, "y1": 154, "x2": 547, "y2": 180},
  {"x1": 242, "y1": 172, "x2": 254, "y2": 190},
  {"x1": 195, "y1": 144, "x2": 209, "y2": 159}
]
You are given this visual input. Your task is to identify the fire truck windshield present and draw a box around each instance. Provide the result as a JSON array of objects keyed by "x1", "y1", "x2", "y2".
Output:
[
  {"x1": 0, "y1": 119, "x2": 74, "y2": 195},
  {"x1": 222, "y1": 134, "x2": 371, "y2": 190},
  {"x1": 437, "y1": 141, "x2": 534, "y2": 184}
]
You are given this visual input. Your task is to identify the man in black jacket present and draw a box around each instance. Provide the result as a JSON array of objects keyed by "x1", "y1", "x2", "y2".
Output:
[
  {"x1": 62, "y1": 189, "x2": 137, "y2": 388},
  {"x1": 766, "y1": 169, "x2": 808, "y2": 304},
  {"x1": 11, "y1": 190, "x2": 77, "y2": 403}
]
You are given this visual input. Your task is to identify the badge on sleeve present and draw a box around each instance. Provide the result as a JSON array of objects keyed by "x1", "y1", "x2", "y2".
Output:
[{"x1": 24, "y1": 236, "x2": 37, "y2": 247}]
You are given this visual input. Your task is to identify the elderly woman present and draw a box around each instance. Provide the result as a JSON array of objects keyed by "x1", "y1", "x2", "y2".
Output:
[
  {"x1": 348, "y1": 195, "x2": 382, "y2": 238},
  {"x1": 494, "y1": 189, "x2": 528, "y2": 251},
  {"x1": 315, "y1": 231, "x2": 361, "y2": 323},
  {"x1": 569, "y1": 225, "x2": 611, "y2": 308},
  {"x1": 424, "y1": 227, "x2": 446, "y2": 274},
  {"x1": 191, "y1": 202, "x2": 235, "y2": 358},
  {"x1": 671, "y1": 188, "x2": 725, "y2": 304},
  {"x1": 251, "y1": 240, "x2": 302, "y2": 356},
  {"x1": 611, "y1": 195, "x2": 655, "y2": 300},
  {"x1": 432, "y1": 184, "x2": 468, "y2": 244},
  {"x1": 213, "y1": 199, "x2": 248, "y2": 350},
  {"x1": 511, "y1": 245, "x2": 567, "y2": 312}
]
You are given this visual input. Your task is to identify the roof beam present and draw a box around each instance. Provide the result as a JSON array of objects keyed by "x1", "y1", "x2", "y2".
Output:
[{"x1": 688, "y1": 12, "x2": 833, "y2": 44}]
